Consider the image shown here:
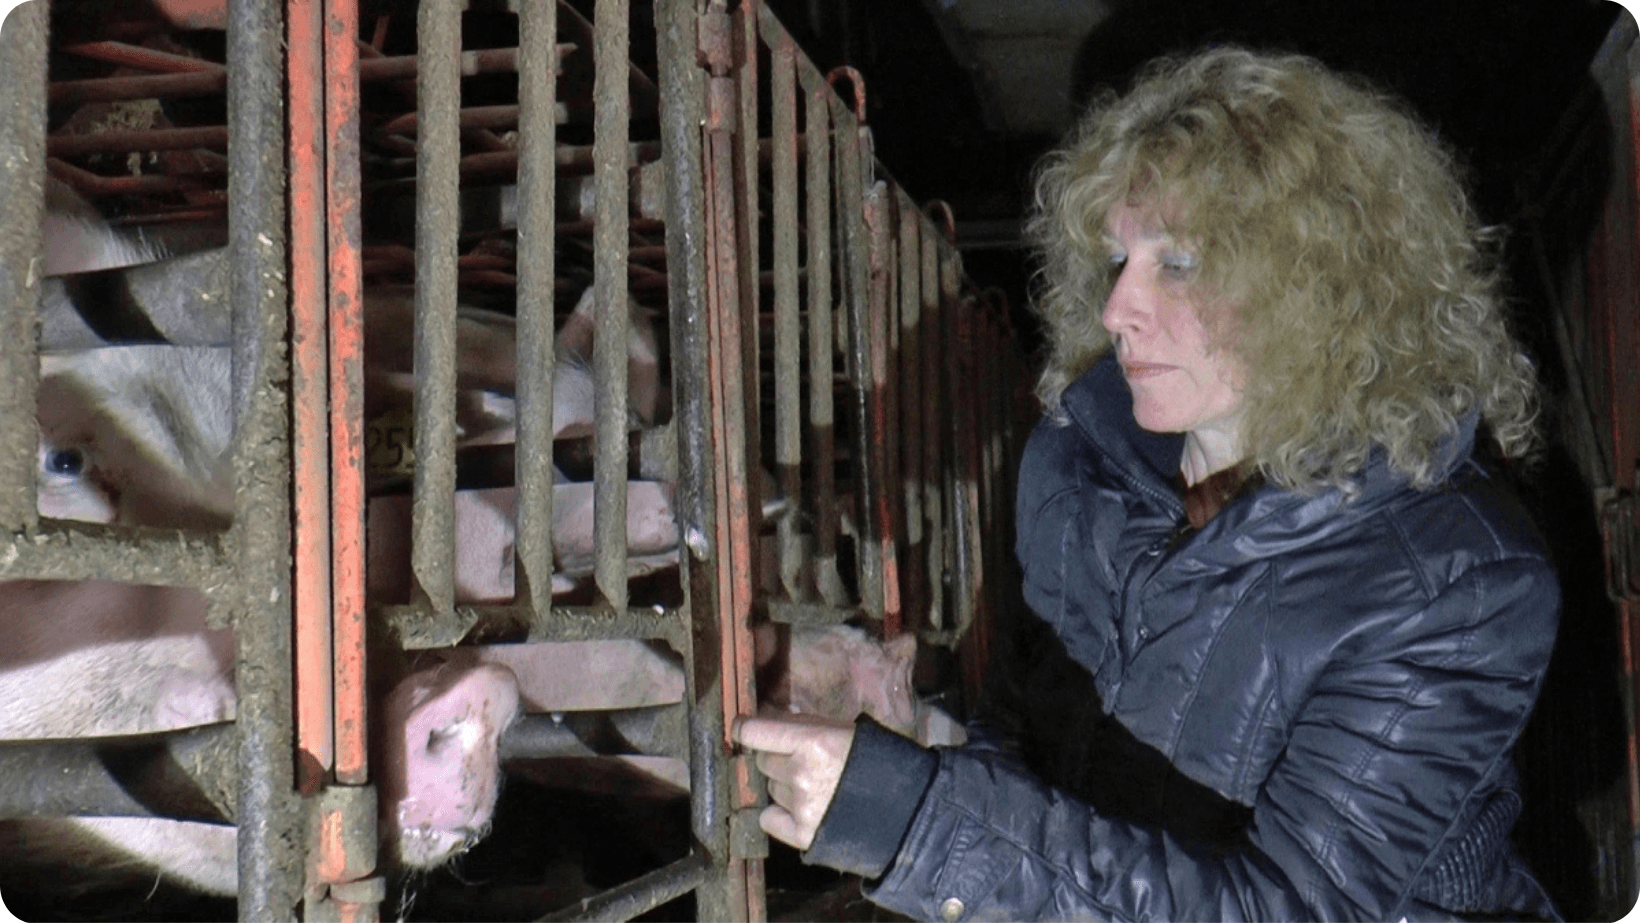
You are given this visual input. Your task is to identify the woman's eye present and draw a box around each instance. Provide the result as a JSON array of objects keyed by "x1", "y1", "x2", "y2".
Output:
[
  {"x1": 1160, "y1": 252, "x2": 1198, "y2": 279},
  {"x1": 43, "y1": 447, "x2": 87, "y2": 478}
]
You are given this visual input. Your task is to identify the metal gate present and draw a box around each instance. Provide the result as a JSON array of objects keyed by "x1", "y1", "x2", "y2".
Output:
[{"x1": 0, "y1": 0, "x2": 1024, "y2": 919}]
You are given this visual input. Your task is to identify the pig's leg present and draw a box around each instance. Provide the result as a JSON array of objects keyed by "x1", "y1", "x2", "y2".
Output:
[{"x1": 377, "y1": 662, "x2": 520, "y2": 869}]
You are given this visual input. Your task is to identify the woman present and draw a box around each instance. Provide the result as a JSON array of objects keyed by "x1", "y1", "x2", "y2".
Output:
[{"x1": 737, "y1": 46, "x2": 1560, "y2": 920}]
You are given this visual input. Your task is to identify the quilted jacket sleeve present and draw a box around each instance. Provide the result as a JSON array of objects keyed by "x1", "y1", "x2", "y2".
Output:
[{"x1": 836, "y1": 554, "x2": 1557, "y2": 922}]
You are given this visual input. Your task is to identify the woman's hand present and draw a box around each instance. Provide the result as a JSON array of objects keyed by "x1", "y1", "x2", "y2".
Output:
[{"x1": 733, "y1": 715, "x2": 856, "y2": 850}]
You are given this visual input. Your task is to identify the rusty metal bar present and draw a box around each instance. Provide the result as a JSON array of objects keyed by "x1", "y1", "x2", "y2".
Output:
[
  {"x1": 833, "y1": 88, "x2": 883, "y2": 622},
  {"x1": 0, "y1": 0, "x2": 46, "y2": 535},
  {"x1": 801, "y1": 64, "x2": 842, "y2": 606},
  {"x1": 228, "y1": 0, "x2": 303, "y2": 911},
  {"x1": 938, "y1": 249, "x2": 975, "y2": 643},
  {"x1": 411, "y1": 0, "x2": 460, "y2": 618},
  {"x1": 289, "y1": 0, "x2": 333, "y2": 796},
  {"x1": 46, "y1": 124, "x2": 229, "y2": 157},
  {"x1": 381, "y1": 601, "x2": 688, "y2": 650},
  {"x1": 920, "y1": 203, "x2": 953, "y2": 635},
  {"x1": 47, "y1": 45, "x2": 573, "y2": 107},
  {"x1": 770, "y1": 27, "x2": 802, "y2": 603},
  {"x1": 61, "y1": 39, "x2": 226, "y2": 72},
  {"x1": 592, "y1": 0, "x2": 634, "y2": 612},
  {"x1": 540, "y1": 852, "x2": 711, "y2": 923},
  {"x1": 864, "y1": 183, "x2": 902, "y2": 637},
  {"x1": 897, "y1": 191, "x2": 926, "y2": 633},
  {"x1": 656, "y1": 0, "x2": 738, "y2": 917},
  {"x1": 326, "y1": 0, "x2": 368, "y2": 795},
  {"x1": 0, "y1": 723, "x2": 237, "y2": 823},
  {"x1": 513, "y1": 0, "x2": 560, "y2": 618}
]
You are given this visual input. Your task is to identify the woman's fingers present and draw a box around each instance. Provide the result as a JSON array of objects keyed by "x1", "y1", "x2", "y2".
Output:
[{"x1": 734, "y1": 715, "x2": 857, "y2": 850}]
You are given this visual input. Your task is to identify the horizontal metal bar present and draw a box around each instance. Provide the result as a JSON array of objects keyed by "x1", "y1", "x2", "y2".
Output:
[
  {"x1": 0, "y1": 521, "x2": 231, "y2": 586},
  {"x1": 537, "y1": 851, "x2": 710, "y2": 923},
  {"x1": 0, "y1": 723, "x2": 236, "y2": 823},
  {"x1": 500, "y1": 704, "x2": 688, "y2": 761},
  {"x1": 379, "y1": 602, "x2": 687, "y2": 649}
]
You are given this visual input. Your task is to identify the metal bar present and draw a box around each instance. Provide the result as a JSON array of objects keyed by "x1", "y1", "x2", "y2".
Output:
[
  {"x1": 801, "y1": 65, "x2": 842, "y2": 604},
  {"x1": 499, "y1": 704, "x2": 689, "y2": 762},
  {"x1": 228, "y1": 0, "x2": 303, "y2": 911},
  {"x1": 60, "y1": 39, "x2": 227, "y2": 72},
  {"x1": 0, "y1": 522, "x2": 230, "y2": 584},
  {"x1": 538, "y1": 852, "x2": 711, "y2": 923},
  {"x1": 939, "y1": 249, "x2": 975, "y2": 643},
  {"x1": 730, "y1": 6, "x2": 766, "y2": 914},
  {"x1": 591, "y1": 0, "x2": 633, "y2": 611},
  {"x1": 0, "y1": 724, "x2": 237, "y2": 823},
  {"x1": 770, "y1": 28, "x2": 802, "y2": 602},
  {"x1": 411, "y1": 0, "x2": 461, "y2": 617},
  {"x1": 381, "y1": 601, "x2": 688, "y2": 650},
  {"x1": 897, "y1": 192, "x2": 925, "y2": 633},
  {"x1": 289, "y1": 0, "x2": 333, "y2": 796},
  {"x1": 326, "y1": 0, "x2": 368, "y2": 792},
  {"x1": 865, "y1": 183, "x2": 902, "y2": 637},
  {"x1": 920, "y1": 205, "x2": 952, "y2": 634},
  {"x1": 0, "y1": 0, "x2": 46, "y2": 534},
  {"x1": 47, "y1": 125, "x2": 229, "y2": 157},
  {"x1": 514, "y1": 0, "x2": 561, "y2": 617},
  {"x1": 833, "y1": 89, "x2": 883, "y2": 621},
  {"x1": 656, "y1": 0, "x2": 735, "y2": 917}
]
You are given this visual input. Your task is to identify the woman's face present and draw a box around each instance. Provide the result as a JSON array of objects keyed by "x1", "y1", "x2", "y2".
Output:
[{"x1": 1099, "y1": 204, "x2": 1245, "y2": 439}]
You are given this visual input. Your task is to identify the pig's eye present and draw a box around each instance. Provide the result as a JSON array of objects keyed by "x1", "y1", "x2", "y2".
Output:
[{"x1": 42, "y1": 447, "x2": 88, "y2": 478}]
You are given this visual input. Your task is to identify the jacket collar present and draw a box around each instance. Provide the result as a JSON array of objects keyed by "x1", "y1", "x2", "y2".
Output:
[{"x1": 1058, "y1": 353, "x2": 1481, "y2": 526}]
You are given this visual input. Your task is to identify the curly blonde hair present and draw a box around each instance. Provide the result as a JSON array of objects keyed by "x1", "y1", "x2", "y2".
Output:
[{"x1": 1026, "y1": 46, "x2": 1539, "y2": 492}]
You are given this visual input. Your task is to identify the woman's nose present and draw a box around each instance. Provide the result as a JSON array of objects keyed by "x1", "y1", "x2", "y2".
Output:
[{"x1": 1101, "y1": 266, "x2": 1144, "y2": 334}]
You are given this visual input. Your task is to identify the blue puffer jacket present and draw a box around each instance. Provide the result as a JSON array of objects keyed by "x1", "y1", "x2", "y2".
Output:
[{"x1": 804, "y1": 355, "x2": 1560, "y2": 921}]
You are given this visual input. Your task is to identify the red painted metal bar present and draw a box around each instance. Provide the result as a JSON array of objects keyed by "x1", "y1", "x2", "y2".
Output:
[
  {"x1": 327, "y1": 0, "x2": 368, "y2": 791},
  {"x1": 288, "y1": 0, "x2": 334, "y2": 799}
]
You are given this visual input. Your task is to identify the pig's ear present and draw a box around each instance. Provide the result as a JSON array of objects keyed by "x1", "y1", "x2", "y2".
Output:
[{"x1": 883, "y1": 632, "x2": 917, "y2": 666}]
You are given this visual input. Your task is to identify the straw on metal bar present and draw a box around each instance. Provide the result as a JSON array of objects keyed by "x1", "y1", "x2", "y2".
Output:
[
  {"x1": 412, "y1": 0, "x2": 462, "y2": 618},
  {"x1": 229, "y1": 0, "x2": 303, "y2": 911},
  {"x1": 592, "y1": 0, "x2": 634, "y2": 612},
  {"x1": 0, "y1": 0, "x2": 46, "y2": 535},
  {"x1": 514, "y1": 0, "x2": 561, "y2": 616},
  {"x1": 770, "y1": 31, "x2": 803, "y2": 602}
]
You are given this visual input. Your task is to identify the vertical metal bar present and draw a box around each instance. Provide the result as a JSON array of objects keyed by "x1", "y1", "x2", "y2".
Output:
[
  {"x1": 939, "y1": 250, "x2": 975, "y2": 642},
  {"x1": 918, "y1": 220, "x2": 945, "y2": 631},
  {"x1": 326, "y1": 0, "x2": 367, "y2": 792},
  {"x1": 771, "y1": 30, "x2": 801, "y2": 601},
  {"x1": 0, "y1": 0, "x2": 45, "y2": 535},
  {"x1": 658, "y1": 0, "x2": 735, "y2": 917},
  {"x1": 732, "y1": 0, "x2": 762, "y2": 607},
  {"x1": 229, "y1": 0, "x2": 302, "y2": 912},
  {"x1": 833, "y1": 93, "x2": 882, "y2": 621},
  {"x1": 412, "y1": 0, "x2": 460, "y2": 617},
  {"x1": 802, "y1": 68, "x2": 841, "y2": 605},
  {"x1": 592, "y1": 0, "x2": 633, "y2": 611},
  {"x1": 897, "y1": 193, "x2": 925, "y2": 632},
  {"x1": 514, "y1": 0, "x2": 560, "y2": 617},
  {"x1": 863, "y1": 184, "x2": 900, "y2": 635},
  {"x1": 289, "y1": 0, "x2": 333, "y2": 798}
]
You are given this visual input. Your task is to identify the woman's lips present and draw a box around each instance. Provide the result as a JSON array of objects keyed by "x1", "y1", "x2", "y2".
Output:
[{"x1": 1121, "y1": 361, "x2": 1173, "y2": 380}]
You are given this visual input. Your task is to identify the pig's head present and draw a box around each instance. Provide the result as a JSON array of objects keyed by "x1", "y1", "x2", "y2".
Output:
[
  {"x1": 35, "y1": 351, "x2": 234, "y2": 530},
  {"x1": 378, "y1": 662, "x2": 520, "y2": 870},
  {"x1": 760, "y1": 624, "x2": 920, "y2": 737}
]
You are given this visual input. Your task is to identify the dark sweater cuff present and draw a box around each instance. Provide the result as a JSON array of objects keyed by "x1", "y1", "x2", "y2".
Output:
[{"x1": 801, "y1": 717, "x2": 939, "y2": 880}]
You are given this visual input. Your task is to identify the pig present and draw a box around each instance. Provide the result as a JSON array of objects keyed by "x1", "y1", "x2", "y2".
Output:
[
  {"x1": 2, "y1": 209, "x2": 528, "y2": 896},
  {"x1": 754, "y1": 622, "x2": 967, "y2": 748}
]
